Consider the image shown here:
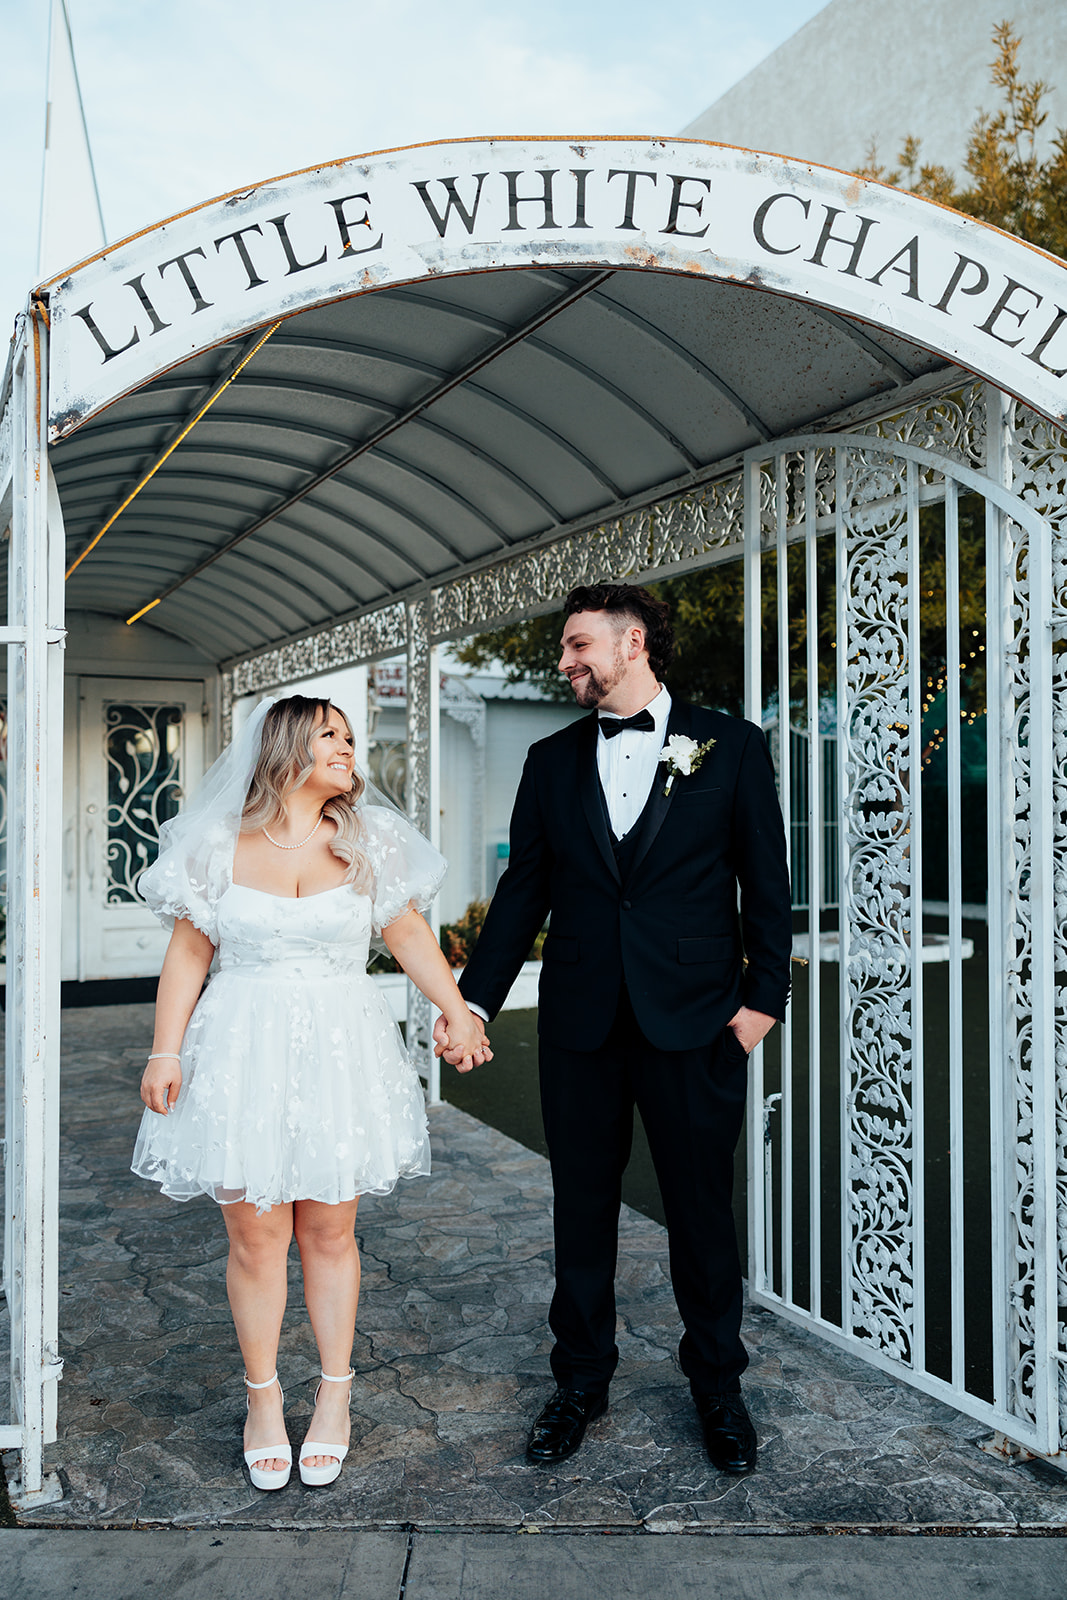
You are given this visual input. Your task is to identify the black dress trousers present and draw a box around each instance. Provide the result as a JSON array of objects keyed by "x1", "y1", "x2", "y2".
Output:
[{"x1": 538, "y1": 986, "x2": 750, "y2": 1396}]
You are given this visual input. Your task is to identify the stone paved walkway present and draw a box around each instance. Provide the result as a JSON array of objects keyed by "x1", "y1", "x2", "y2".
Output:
[{"x1": 2, "y1": 1002, "x2": 1066, "y2": 1530}]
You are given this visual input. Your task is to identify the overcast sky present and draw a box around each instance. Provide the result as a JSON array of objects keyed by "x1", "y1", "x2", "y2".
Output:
[{"x1": 1, "y1": 0, "x2": 827, "y2": 341}]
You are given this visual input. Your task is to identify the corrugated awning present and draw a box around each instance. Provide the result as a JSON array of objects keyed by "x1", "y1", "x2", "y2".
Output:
[{"x1": 50, "y1": 266, "x2": 949, "y2": 661}]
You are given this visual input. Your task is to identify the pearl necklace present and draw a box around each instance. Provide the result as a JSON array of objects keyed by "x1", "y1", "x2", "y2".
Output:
[{"x1": 262, "y1": 815, "x2": 324, "y2": 850}]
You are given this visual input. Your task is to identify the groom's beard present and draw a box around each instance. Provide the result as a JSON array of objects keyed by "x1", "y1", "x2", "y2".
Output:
[{"x1": 567, "y1": 644, "x2": 628, "y2": 708}]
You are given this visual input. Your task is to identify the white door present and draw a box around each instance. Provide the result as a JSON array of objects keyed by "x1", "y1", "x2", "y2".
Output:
[{"x1": 75, "y1": 679, "x2": 207, "y2": 981}]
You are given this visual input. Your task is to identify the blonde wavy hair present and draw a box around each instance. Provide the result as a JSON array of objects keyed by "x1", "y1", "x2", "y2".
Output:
[{"x1": 242, "y1": 696, "x2": 373, "y2": 890}]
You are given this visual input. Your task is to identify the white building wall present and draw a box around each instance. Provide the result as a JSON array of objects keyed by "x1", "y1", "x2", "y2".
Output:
[
  {"x1": 485, "y1": 698, "x2": 583, "y2": 884},
  {"x1": 374, "y1": 691, "x2": 582, "y2": 923},
  {"x1": 682, "y1": 0, "x2": 1067, "y2": 176},
  {"x1": 438, "y1": 713, "x2": 478, "y2": 925}
]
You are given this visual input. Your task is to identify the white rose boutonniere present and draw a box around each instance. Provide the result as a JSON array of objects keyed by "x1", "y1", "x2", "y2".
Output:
[{"x1": 658, "y1": 733, "x2": 716, "y2": 796}]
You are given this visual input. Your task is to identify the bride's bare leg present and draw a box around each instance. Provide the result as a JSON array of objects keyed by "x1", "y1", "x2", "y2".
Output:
[
  {"x1": 223, "y1": 1200, "x2": 294, "y2": 1473},
  {"x1": 293, "y1": 1197, "x2": 360, "y2": 1469}
]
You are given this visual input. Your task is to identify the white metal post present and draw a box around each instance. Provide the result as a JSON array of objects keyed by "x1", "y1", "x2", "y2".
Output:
[
  {"x1": 427, "y1": 646, "x2": 441, "y2": 1107},
  {"x1": 906, "y1": 459, "x2": 925, "y2": 1374},
  {"x1": 405, "y1": 597, "x2": 441, "y2": 1102},
  {"x1": 4, "y1": 307, "x2": 65, "y2": 1507},
  {"x1": 0, "y1": 388, "x2": 11, "y2": 1327},
  {"x1": 943, "y1": 479, "x2": 966, "y2": 1390},
  {"x1": 1027, "y1": 502, "x2": 1059, "y2": 1455},
  {"x1": 775, "y1": 454, "x2": 793, "y2": 1305},
  {"x1": 834, "y1": 444, "x2": 852, "y2": 1339},
  {"x1": 743, "y1": 454, "x2": 767, "y2": 1292},
  {"x1": 803, "y1": 449, "x2": 822, "y2": 1321},
  {"x1": 984, "y1": 390, "x2": 1011, "y2": 1420}
]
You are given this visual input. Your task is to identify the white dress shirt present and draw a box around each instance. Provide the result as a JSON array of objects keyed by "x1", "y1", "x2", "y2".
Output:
[{"x1": 597, "y1": 686, "x2": 671, "y2": 839}]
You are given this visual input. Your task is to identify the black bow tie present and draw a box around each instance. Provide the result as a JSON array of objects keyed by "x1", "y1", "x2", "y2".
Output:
[{"x1": 599, "y1": 709, "x2": 656, "y2": 739}]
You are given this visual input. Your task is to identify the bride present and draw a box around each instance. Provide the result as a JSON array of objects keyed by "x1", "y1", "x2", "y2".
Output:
[{"x1": 132, "y1": 695, "x2": 490, "y2": 1491}]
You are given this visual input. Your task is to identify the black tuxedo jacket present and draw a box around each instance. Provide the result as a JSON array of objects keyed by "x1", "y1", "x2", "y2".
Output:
[{"x1": 459, "y1": 699, "x2": 793, "y2": 1053}]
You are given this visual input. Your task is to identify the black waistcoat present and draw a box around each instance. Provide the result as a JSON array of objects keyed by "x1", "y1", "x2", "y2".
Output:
[{"x1": 601, "y1": 775, "x2": 660, "y2": 883}]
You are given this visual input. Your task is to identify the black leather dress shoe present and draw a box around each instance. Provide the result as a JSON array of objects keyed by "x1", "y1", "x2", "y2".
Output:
[
  {"x1": 692, "y1": 1388, "x2": 757, "y2": 1474},
  {"x1": 526, "y1": 1387, "x2": 608, "y2": 1464}
]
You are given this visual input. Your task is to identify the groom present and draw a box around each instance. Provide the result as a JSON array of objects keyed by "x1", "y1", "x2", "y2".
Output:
[{"x1": 436, "y1": 583, "x2": 792, "y2": 1473}]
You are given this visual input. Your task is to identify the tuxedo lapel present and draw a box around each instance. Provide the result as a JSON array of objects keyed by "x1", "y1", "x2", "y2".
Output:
[
  {"x1": 578, "y1": 713, "x2": 622, "y2": 884},
  {"x1": 625, "y1": 699, "x2": 692, "y2": 882}
]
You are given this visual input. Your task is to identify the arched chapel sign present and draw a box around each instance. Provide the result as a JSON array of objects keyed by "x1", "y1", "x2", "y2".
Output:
[{"x1": 43, "y1": 137, "x2": 1067, "y2": 436}]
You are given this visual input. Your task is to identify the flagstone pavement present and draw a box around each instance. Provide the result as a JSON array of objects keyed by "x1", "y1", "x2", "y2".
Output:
[{"x1": 2, "y1": 1001, "x2": 1066, "y2": 1532}]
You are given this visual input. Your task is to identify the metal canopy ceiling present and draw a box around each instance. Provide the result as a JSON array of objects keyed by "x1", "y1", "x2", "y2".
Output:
[{"x1": 51, "y1": 263, "x2": 949, "y2": 664}]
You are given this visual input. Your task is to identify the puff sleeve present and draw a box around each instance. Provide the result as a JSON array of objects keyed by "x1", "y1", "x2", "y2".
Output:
[
  {"x1": 361, "y1": 805, "x2": 447, "y2": 935},
  {"x1": 138, "y1": 820, "x2": 231, "y2": 944}
]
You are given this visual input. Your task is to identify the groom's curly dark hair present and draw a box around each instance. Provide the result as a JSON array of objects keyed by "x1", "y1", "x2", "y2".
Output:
[{"x1": 563, "y1": 583, "x2": 675, "y2": 682}]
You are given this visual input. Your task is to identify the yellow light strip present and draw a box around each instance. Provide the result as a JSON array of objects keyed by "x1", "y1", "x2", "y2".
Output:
[
  {"x1": 66, "y1": 319, "x2": 282, "y2": 585},
  {"x1": 125, "y1": 597, "x2": 162, "y2": 625}
]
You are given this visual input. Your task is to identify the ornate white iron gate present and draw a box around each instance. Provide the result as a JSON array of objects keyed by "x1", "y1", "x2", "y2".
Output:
[{"x1": 744, "y1": 397, "x2": 1066, "y2": 1460}]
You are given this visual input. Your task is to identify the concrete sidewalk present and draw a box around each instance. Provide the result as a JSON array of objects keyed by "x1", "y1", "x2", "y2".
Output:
[
  {"x1": 2, "y1": 1002, "x2": 1066, "y2": 1536},
  {"x1": 4, "y1": 1528, "x2": 1067, "y2": 1599}
]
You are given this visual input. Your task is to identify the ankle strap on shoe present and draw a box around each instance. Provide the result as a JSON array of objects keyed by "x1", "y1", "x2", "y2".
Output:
[
  {"x1": 318, "y1": 1368, "x2": 354, "y2": 1383},
  {"x1": 244, "y1": 1371, "x2": 279, "y2": 1390}
]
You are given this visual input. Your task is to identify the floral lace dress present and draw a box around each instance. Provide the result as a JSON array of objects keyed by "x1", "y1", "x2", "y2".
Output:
[{"x1": 131, "y1": 806, "x2": 444, "y2": 1213}]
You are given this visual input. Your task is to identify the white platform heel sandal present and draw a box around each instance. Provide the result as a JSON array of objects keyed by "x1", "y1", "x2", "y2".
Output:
[
  {"x1": 243, "y1": 1372, "x2": 292, "y2": 1491},
  {"x1": 299, "y1": 1368, "x2": 354, "y2": 1487}
]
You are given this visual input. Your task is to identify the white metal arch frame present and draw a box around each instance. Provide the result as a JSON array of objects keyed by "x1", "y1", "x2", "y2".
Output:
[{"x1": 2, "y1": 136, "x2": 1067, "y2": 1503}]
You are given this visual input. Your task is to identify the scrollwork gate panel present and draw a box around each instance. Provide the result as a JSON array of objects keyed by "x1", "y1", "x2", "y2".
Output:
[{"x1": 745, "y1": 403, "x2": 1064, "y2": 1461}]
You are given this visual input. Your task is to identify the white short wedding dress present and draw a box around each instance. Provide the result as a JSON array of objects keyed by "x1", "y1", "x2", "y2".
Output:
[{"x1": 132, "y1": 806, "x2": 441, "y2": 1214}]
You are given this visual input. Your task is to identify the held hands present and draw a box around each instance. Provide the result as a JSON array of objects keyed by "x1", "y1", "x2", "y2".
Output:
[
  {"x1": 141, "y1": 1054, "x2": 182, "y2": 1114},
  {"x1": 432, "y1": 1010, "x2": 493, "y2": 1074},
  {"x1": 726, "y1": 1005, "x2": 777, "y2": 1055}
]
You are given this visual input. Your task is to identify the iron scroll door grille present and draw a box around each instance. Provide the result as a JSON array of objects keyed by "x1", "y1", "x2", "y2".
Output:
[
  {"x1": 743, "y1": 424, "x2": 1064, "y2": 1461},
  {"x1": 104, "y1": 702, "x2": 183, "y2": 904}
]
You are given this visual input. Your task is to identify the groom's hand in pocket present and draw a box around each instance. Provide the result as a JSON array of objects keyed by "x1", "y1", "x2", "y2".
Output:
[{"x1": 726, "y1": 1005, "x2": 777, "y2": 1054}]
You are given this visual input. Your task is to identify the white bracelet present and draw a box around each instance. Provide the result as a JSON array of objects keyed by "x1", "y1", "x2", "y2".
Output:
[{"x1": 147, "y1": 1052, "x2": 181, "y2": 1061}]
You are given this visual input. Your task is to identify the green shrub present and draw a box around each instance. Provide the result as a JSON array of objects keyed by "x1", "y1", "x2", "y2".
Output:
[{"x1": 440, "y1": 899, "x2": 491, "y2": 967}]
